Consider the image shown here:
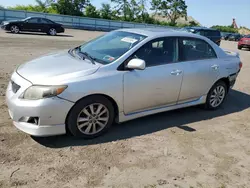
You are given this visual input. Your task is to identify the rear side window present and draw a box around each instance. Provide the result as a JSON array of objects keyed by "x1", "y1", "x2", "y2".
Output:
[
  {"x1": 179, "y1": 37, "x2": 217, "y2": 61},
  {"x1": 41, "y1": 19, "x2": 53, "y2": 24},
  {"x1": 27, "y1": 18, "x2": 40, "y2": 23}
]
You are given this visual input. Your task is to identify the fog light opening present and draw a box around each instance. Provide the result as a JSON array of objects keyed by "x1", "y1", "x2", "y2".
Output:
[
  {"x1": 19, "y1": 116, "x2": 39, "y2": 125},
  {"x1": 27, "y1": 117, "x2": 39, "y2": 125}
]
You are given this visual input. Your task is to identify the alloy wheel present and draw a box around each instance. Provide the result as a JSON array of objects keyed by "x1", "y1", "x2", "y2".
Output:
[
  {"x1": 209, "y1": 85, "x2": 226, "y2": 108},
  {"x1": 10, "y1": 26, "x2": 19, "y2": 34},
  {"x1": 49, "y1": 28, "x2": 57, "y2": 36},
  {"x1": 77, "y1": 103, "x2": 109, "y2": 135}
]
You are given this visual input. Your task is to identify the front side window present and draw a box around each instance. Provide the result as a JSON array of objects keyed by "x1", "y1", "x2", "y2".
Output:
[
  {"x1": 78, "y1": 31, "x2": 146, "y2": 64},
  {"x1": 179, "y1": 38, "x2": 217, "y2": 61},
  {"x1": 132, "y1": 37, "x2": 177, "y2": 67}
]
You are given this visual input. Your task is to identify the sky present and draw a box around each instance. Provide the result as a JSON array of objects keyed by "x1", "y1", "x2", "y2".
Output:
[{"x1": 1, "y1": 0, "x2": 250, "y2": 28}]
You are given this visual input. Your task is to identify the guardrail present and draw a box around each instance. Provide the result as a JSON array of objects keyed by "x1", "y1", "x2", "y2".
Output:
[{"x1": 0, "y1": 9, "x2": 176, "y2": 31}]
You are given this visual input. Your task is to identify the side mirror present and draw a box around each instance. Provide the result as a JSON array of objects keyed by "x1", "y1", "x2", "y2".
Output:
[{"x1": 127, "y1": 58, "x2": 145, "y2": 70}]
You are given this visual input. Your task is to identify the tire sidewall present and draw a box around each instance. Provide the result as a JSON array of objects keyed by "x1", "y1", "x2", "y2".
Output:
[
  {"x1": 205, "y1": 81, "x2": 227, "y2": 110},
  {"x1": 67, "y1": 96, "x2": 114, "y2": 138}
]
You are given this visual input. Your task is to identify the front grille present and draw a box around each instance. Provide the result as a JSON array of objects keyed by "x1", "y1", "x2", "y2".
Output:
[{"x1": 11, "y1": 81, "x2": 21, "y2": 93}]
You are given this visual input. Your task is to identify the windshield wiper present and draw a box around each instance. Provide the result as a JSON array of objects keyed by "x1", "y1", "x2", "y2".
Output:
[
  {"x1": 70, "y1": 46, "x2": 96, "y2": 65},
  {"x1": 78, "y1": 51, "x2": 96, "y2": 65}
]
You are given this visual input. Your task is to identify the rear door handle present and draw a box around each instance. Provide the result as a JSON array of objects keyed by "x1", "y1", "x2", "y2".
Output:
[
  {"x1": 171, "y1": 70, "x2": 182, "y2": 76},
  {"x1": 211, "y1": 64, "x2": 219, "y2": 70}
]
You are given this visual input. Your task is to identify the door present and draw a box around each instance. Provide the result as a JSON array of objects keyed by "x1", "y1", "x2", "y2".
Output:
[
  {"x1": 123, "y1": 37, "x2": 183, "y2": 114},
  {"x1": 177, "y1": 37, "x2": 220, "y2": 104},
  {"x1": 40, "y1": 18, "x2": 53, "y2": 32},
  {"x1": 23, "y1": 18, "x2": 41, "y2": 32}
]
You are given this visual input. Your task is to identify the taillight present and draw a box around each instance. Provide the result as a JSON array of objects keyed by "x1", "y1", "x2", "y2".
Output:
[{"x1": 239, "y1": 62, "x2": 243, "y2": 69}]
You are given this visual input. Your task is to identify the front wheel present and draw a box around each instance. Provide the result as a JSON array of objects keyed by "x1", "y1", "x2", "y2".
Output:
[
  {"x1": 238, "y1": 46, "x2": 242, "y2": 50},
  {"x1": 48, "y1": 28, "x2": 57, "y2": 36},
  {"x1": 10, "y1": 25, "x2": 20, "y2": 34},
  {"x1": 67, "y1": 96, "x2": 114, "y2": 138},
  {"x1": 204, "y1": 81, "x2": 227, "y2": 110}
]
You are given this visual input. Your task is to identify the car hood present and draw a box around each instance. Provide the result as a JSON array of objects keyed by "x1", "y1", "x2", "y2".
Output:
[
  {"x1": 16, "y1": 50, "x2": 100, "y2": 84},
  {"x1": 2, "y1": 20, "x2": 21, "y2": 24}
]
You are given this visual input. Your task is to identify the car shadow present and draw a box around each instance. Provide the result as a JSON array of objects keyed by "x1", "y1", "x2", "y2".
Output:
[
  {"x1": 33, "y1": 89, "x2": 250, "y2": 148},
  {"x1": 6, "y1": 32, "x2": 73, "y2": 37},
  {"x1": 240, "y1": 48, "x2": 250, "y2": 51}
]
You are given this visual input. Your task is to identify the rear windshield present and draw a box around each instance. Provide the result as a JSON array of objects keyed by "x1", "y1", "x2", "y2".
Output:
[
  {"x1": 184, "y1": 28, "x2": 221, "y2": 37},
  {"x1": 195, "y1": 30, "x2": 221, "y2": 37}
]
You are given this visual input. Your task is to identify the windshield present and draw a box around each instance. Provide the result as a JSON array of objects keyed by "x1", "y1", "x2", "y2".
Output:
[{"x1": 78, "y1": 31, "x2": 147, "y2": 64}]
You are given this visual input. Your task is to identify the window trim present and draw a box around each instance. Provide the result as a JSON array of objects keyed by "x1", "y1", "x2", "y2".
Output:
[
  {"x1": 177, "y1": 37, "x2": 218, "y2": 63},
  {"x1": 117, "y1": 36, "x2": 179, "y2": 71}
]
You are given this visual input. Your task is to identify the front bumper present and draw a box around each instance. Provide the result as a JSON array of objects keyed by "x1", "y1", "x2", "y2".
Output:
[
  {"x1": 238, "y1": 44, "x2": 250, "y2": 48},
  {"x1": 1, "y1": 25, "x2": 7, "y2": 30},
  {"x1": 6, "y1": 72, "x2": 74, "y2": 136}
]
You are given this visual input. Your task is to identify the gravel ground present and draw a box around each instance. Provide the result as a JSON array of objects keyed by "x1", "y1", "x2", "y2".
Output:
[{"x1": 0, "y1": 29, "x2": 250, "y2": 188}]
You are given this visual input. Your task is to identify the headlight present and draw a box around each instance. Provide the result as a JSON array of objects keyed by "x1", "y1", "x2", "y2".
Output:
[{"x1": 20, "y1": 85, "x2": 67, "y2": 100}]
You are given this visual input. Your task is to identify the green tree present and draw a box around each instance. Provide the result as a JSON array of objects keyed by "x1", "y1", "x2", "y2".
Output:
[
  {"x1": 0, "y1": 5, "x2": 4, "y2": 9},
  {"x1": 52, "y1": 0, "x2": 90, "y2": 16},
  {"x1": 162, "y1": 0, "x2": 187, "y2": 25},
  {"x1": 150, "y1": 0, "x2": 161, "y2": 15},
  {"x1": 100, "y1": 3, "x2": 112, "y2": 19},
  {"x1": 111, "y1": 0, "x2": 130, "y2": 20},
  {"x1": 151, "y1": 0, "x2": 187, "y2": 26},
  {"x1": 35, "y1": 0, "x2": 53, "y2": 12},
  {"x1": 128, "y1": 0, "x2": 140, "y2": 21},
  {"x1": 85, "y1": 4, "x2": 100, "y2": 18}
]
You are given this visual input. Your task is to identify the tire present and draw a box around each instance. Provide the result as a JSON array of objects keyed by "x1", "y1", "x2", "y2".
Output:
[
  {"x1": 48, "y1": 28, "x2": 57, "y2": 36},
  {"x1": 204, "y1": 81, "x2": 228, "y2": 110},
  {"x1": 238, "y1": 46, "x2": 242, "y2": 50},
  {"x1": 10, "y1": 25, "x2": 20, "y2": 34},
  {"x1": 66, "y1": 95, "x2": 115, "y2": 138}
]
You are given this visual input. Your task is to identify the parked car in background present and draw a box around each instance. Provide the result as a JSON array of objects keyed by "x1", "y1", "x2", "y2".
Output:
[
  {"x1": 228, "y1": 33, "x2": 241, "y2": 41},
  {"x1": 224, "y1": 34, "x2": 232, "y2": 40},
  {"x1": 182, "y1": 26, "x2": 221, "y2": 45},
  {"x1": 221, "y1": 32, "x2": 231, "y2": 40},
  {"x1": 238, "y1": 34, "x2": 250, "y2": 50},
  {"x1": 6, "y1": 28, "x2": 242, "y2": 138},
  {"x1": 1, "y1": 17, "x2": 64, "y2": 36}
]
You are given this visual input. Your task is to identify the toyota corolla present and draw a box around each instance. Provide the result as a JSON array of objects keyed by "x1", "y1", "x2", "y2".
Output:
[{"x1": 6, "y1": 28, "x2": 242, "y2": 138}]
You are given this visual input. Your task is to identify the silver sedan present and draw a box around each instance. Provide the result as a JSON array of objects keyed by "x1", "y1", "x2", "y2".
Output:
[{"x1": 6, "y1": 28, "x2": 242, "y2": 138}]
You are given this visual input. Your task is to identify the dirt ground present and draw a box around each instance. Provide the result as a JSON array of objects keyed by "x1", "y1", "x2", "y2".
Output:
[{"x1": 0, "y1": 29, "x2": 250, "y2": 188}]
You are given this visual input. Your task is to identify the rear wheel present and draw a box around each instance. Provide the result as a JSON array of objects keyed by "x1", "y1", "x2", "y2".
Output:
[
  {"x1": 238, "y1": 46, "x2": 242, "y2": 50},
  {"x1": 204, "y1": 81, "x2": 227, "y2": 110},
  {"x1": 10, "y1": 25, "x2": 20, "y2": 34},
  {"x1": 67, "y1": 96, "x2": 114, "y2": 138}
]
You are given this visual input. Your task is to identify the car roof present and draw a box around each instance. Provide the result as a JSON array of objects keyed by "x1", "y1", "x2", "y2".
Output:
[
  {"x1": 26, "y1": 17, "x2": 49, "y2": 20},
  {"x1": 117, "y1": 28, "x2": 203, "y2": 38}
]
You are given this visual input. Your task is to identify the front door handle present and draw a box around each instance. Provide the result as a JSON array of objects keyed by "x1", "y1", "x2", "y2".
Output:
[
  {"x1": 171, "y1": 70, "x2": 182, "y2": 76},
  {"x1": 211, "y1": 64, "x2": 219, "y2": 70}
]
